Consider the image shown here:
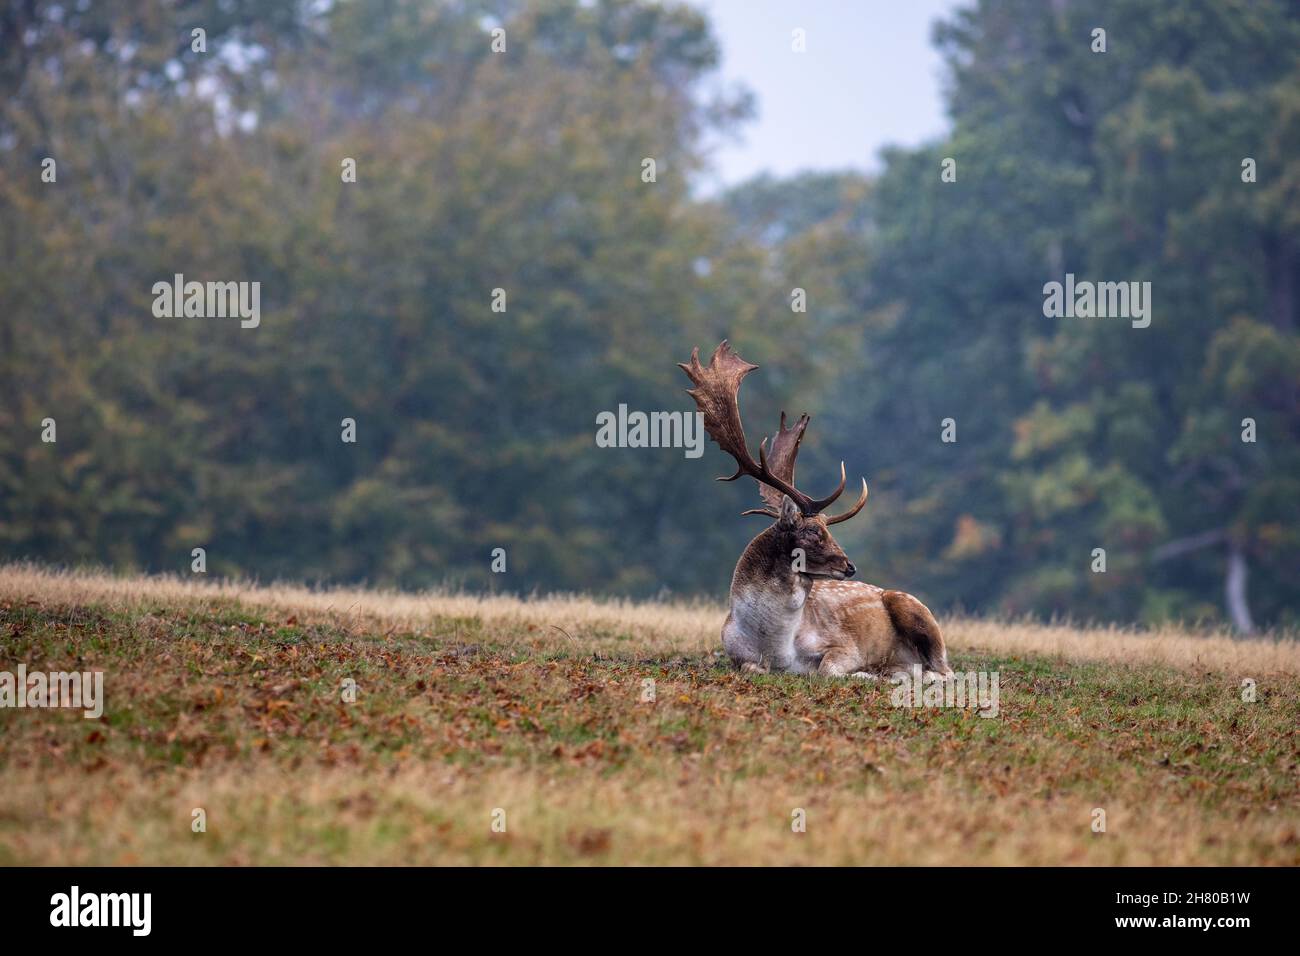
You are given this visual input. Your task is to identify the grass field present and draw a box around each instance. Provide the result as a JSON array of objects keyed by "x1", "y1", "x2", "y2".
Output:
[{"x1": 1, "y1": 563, "x2": 1297, "y2": 865}]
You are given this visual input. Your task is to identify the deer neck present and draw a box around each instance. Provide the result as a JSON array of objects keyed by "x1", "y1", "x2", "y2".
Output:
[{"x1": 728, "y1": 526, "x2": 812, "y2": 638}]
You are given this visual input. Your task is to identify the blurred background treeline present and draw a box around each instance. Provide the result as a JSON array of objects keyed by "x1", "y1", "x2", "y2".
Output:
[{"x1": 1, "y1": 0, "x2": 1297, "y2": 630}]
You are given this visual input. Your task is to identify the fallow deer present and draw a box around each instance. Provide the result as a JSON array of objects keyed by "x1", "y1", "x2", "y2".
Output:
[{"x1": 679, "y1": 341, "x2": 953, "y2": 680}]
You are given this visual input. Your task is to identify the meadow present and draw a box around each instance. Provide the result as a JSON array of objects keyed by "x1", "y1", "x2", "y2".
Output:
[{"x1": 0, "y1": 564, "x2": 1296, "y2": 865}]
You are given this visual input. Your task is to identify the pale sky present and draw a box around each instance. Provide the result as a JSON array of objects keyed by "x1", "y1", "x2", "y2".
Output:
[{"x1": 694, "y1": 0, "x2": 966, "y2": 189}]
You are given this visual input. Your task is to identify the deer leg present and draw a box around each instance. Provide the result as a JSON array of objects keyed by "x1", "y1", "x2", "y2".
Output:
[
  {"x1": 817, "y1": 647, "x2": 864, "y2": 677},
  {"x1": 723, "y1": 614, "x2": 772, "y2": 674}
]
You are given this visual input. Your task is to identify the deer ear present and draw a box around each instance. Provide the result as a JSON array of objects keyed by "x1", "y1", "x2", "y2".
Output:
[{"x1": 778, "y1": 495, "x2": 801, "y2": 529}]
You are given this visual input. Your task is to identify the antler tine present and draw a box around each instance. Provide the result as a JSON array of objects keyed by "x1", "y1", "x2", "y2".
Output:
[
  {"x1": 680, "y1": 341, "x2": 858, "y2": 519},
  {"x1": 763, "y1": 437, "x2": 848, "y2": 516},
  {"x1": 824, "y1": 478, "x2": 869, "y2": 525},
  {"x1": 757, "y1": 431, "x2": 817, "y2": 512},
  {"x1": 679, "y1": 340, "x2": 813, "y2": 512},
  {"x1": 756, "y1": 411, "x2": 807, "y2": 511},
  {"x1": 806, "y1": 461, "x2": 848, "y2": 513}
]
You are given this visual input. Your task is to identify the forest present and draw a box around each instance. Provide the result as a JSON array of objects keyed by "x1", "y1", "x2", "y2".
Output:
[{"x1": 1, "y1": 0, "x2": 1297, "y2": 631}]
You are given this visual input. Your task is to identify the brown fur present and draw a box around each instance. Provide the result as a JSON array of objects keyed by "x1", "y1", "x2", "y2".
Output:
[
  {"x1": 724, "y1": 511, "x2": 952, "y2": 677},
  {"x1": 881, "y1": 590, "x2": 949, "y2": 674}
]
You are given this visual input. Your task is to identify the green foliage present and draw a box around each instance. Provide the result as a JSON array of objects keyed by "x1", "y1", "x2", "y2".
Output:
[
  {"x1": 0, "y1": 0, "x2": 1296, "y2": 628},
  {"x1": 732, "y1": 0, "x2": 1299, "y2": 628}
]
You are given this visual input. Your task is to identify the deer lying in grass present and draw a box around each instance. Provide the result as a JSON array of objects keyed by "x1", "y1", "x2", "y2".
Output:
[{"x1": 679, "y1": 341, "x2": 952, "y2": 680}]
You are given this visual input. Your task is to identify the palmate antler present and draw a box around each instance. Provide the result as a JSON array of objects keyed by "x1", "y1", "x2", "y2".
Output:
[{"x1": 678, "y1": 341, "x2": 868, "y2": 524}]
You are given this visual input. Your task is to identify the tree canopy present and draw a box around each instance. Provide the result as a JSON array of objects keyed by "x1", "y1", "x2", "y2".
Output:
[{"x1": 2, "y1": 0, "x2": 1296, "y2": 630}]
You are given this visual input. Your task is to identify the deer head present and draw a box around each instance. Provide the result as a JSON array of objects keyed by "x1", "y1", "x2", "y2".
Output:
[{"x1": 678, "y1": 341, "x2": 868, "y2": 579}]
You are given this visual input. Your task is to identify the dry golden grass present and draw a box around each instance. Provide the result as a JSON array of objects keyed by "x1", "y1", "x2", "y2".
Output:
[
  {"x1": 4, "y1": 763, "x2": 1295, "y2": 866},
  {"x1": 1, "y1": 562, "x2": 1296, "y2": 674},
  {"x1": 1, "y1": 562, "x2": 1297, "y2": 866}
]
